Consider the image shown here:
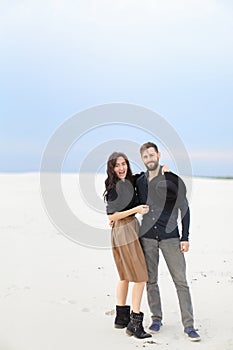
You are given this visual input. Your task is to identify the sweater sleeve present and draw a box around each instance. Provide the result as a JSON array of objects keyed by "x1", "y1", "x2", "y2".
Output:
[
  {"x1": 180, "y1": 197, "x2": 190, "y2": 241},
  {"x1": 106, "y1": 188, "x2": 118, "y2": 215}
]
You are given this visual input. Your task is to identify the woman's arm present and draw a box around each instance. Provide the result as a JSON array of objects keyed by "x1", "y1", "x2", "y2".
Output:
[{"x1": 108, "y1": 204, "x2": 149, "y2": 221}]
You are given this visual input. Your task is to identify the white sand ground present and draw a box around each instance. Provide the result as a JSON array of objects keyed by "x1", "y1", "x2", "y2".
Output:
[{"x1": 0, "y1": 173, "x2": 233, "y2": 350}]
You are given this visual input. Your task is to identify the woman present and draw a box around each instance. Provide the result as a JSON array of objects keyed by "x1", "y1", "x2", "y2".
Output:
[{"x1": 104, "y1": 152, "x2": 152, "y2": 339}]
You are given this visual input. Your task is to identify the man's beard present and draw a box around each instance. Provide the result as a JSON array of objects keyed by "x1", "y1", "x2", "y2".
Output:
[{"x1": 146, "y1": 160, "x2": 159, "y2": 171}]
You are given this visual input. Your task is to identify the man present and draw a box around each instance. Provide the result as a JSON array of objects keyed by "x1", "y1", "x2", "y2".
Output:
[{"x1": 136, "y1": 142, "x2": 200, "y2": 342}]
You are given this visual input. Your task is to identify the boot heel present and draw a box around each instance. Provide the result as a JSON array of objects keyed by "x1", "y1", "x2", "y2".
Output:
[
  {"x1": 126, "y1": 329, "x2": 133, "y2": 336},
  {"x1": 114, "y1": 324, "x2": 125, "y2": 329}
]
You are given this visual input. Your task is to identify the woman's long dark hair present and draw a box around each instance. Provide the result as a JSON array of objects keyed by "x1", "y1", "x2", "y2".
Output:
[{"x1": 103, "y1": 152, "x2": 134, "y2": 200}]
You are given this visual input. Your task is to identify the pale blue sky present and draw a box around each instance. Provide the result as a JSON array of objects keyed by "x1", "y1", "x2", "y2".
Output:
[{"x1": 1, "y1": 0, "x2": 233, "y2": 176}]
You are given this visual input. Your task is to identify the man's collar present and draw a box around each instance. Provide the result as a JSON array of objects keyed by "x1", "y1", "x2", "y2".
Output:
[{"x1": 146, "y1": 165, "x2": 162, "y2": 180}]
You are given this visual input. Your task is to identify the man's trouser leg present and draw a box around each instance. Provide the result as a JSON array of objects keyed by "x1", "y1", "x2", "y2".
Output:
[
  {"x1": 160, "y1": 238, "x2": 194, "y2": 328},
  {"x1": 140, "y1": 237, "x2": 162, "y2": 321}
]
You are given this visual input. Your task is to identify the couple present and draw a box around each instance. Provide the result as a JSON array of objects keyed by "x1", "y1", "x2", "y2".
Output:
[{"x1": 104, "y1": 142, "x2": 200, "y2": 342}]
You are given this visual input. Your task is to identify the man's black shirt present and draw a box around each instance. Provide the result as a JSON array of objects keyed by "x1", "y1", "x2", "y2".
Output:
[{"x1": 136, "y1": 167, "x2": 190, "y2": 241}]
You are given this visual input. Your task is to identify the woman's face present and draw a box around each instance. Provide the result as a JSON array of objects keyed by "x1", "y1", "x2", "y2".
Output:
[{"x1": 113, "y1": 156, "x2": 128, "y2": 180}]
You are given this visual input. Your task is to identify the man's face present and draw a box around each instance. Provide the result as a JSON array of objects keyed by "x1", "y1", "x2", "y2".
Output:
[{"x1": 141, "y1": 147, "x2": 160, "y2": 171}]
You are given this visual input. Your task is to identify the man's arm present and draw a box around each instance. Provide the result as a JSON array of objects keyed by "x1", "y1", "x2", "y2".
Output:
[{"x1": 179, "y1": 198, "x2": 190, "y2": 253}]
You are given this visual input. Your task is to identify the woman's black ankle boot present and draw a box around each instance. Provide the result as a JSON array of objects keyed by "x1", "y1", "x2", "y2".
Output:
[
  {"x1": 114, "y1": 305, "x2": 130, "y2": 328},
  {"x1": 126, "y1": 311, "x2": 152, "y2": 339}
]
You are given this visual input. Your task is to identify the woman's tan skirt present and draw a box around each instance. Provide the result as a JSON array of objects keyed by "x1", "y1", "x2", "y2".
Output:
[{"x1": 111, "y1": 216, "x2": 148, "y2": 282}]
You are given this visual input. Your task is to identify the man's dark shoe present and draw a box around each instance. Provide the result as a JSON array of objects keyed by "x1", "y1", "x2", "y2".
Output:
[
  {"x1": 149, "y1": 319, "x2": 162, "y2": 333},
  {"x1": 126, "y1": 311, "x2": 152, "y2": 339},
  {"x1": 184, "y1": 327, "x2": 201, "y2": 341}
]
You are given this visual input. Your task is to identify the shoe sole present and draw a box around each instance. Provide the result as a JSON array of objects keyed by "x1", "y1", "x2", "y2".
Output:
[
  {"x1": 189, "y1": 337, "x2": 201, "y2": 342},
  {"x1": 126, "y1": 329, "x2": 152, "y2": 339},
  {"x1": 114, "y1": 324, "x2": 127, "y2": 329},
  {"x1": 148, "y1": 329, "x2": 160, "y2": 334},
  {"x1": 185, "y1": 333, "x2": 201, "y2": 342}
]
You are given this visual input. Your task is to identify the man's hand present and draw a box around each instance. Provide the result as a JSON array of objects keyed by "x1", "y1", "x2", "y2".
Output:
[{"x1": 180, "y1": 241, "x2": 189, "y2": 253}]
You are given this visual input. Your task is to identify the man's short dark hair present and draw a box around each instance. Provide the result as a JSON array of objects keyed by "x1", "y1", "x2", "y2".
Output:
[{"x1": 140, "y1": 142, "x2": 159, "y2": 155}]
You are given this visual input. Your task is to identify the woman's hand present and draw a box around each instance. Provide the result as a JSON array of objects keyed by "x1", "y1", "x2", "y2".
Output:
[
  {"x1": 136, "y1": 205, "x2": 149, "y2": 215},
  {"x1": 162, "y1": 164, "x2": 170, "y2": 174}
]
